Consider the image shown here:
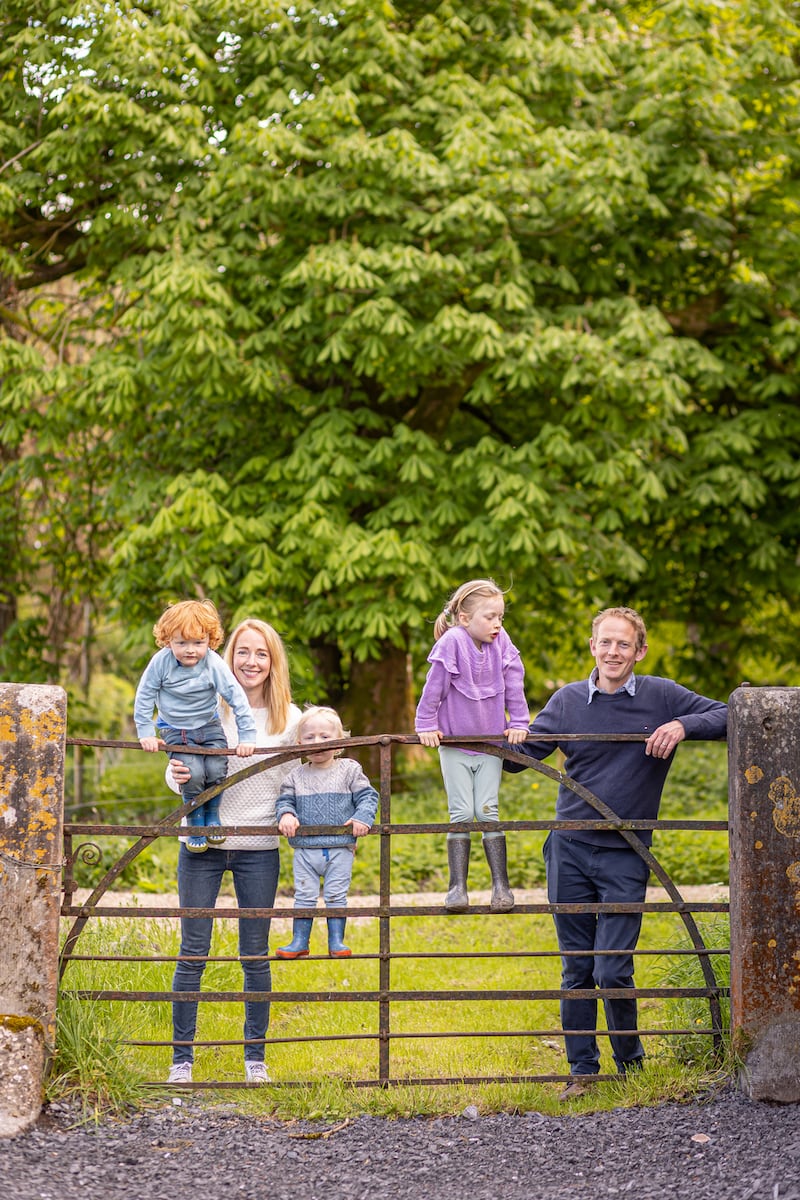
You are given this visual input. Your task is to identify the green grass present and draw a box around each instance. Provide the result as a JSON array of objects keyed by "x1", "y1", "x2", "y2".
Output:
[
  {"x1": 56, "y1": 902, "x2": 732, "y2": 1119},
  {"x1": 46, "y1": 992, "x2": 153, "y2": 1122}
]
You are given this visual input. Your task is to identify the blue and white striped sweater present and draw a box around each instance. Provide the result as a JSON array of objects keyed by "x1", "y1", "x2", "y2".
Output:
[{"x1": 276, "y1": 758, "x2": 378, "y2": 847}]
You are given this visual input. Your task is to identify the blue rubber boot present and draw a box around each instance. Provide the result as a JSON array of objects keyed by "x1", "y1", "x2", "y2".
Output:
[
  {"x1": 204, "y1": 795, "x2": 225, "y2": 846},
  {"x1": 327, "y1": 918, "x2": 351, "y2": 958},
  {"x1": 276, "y1": 918, "x2": 313, "y2": 959},
  {"x1": 185, "y1": 803, "x2": 207, "y2": 853}
]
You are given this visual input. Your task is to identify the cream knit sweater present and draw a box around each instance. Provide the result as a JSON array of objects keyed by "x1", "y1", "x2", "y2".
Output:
[{"x1": 167, "y1": 703, "x2": 302, "y2": 849}]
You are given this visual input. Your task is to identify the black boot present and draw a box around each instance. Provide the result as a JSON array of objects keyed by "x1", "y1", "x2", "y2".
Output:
[
  {"x1": 444, "y1": 836, "x2": 470, "y2": 912},
  {"x1": 484, "y1": 834, "x2": 514, "y2": 912}
]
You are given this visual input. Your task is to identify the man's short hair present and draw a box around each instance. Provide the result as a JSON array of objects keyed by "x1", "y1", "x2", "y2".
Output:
[{"x1": 592, "y1": 606, "x2": 647, "y2": 652}]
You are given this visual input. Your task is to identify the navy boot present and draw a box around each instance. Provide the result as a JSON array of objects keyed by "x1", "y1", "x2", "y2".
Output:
[
  {"x1": 185, "y1": 804, "x2": 207, "y2": 853},
  {"x1": 204, "y1": 795, "x2": 225, "y2": 846}
]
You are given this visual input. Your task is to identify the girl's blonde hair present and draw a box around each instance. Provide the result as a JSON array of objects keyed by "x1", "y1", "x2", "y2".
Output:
[
  {"x1": 433, "y1": 579, "x2": 506, "y2": 641},
  {"x1": 220, "y1": 618, "x2": 294, "y2": 734},
  {"x1": 297, "y1": 705, "x2": 347, "y2": 751},
  {"x1": 153, "y1": 599, "x2": 224, "y2": 649}
]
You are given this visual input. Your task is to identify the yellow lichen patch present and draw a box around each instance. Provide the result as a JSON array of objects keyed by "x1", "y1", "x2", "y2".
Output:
[
  {"x1": 788, "y1": 863, "x2": 800, "y2": 913},
  {"x1": 18, "y1": 707, "x2": 64, "y2": 742},
  {"x1": 769, "y1": 775, "x2": 800, "y2": 839},
  {"x1": 0, "y1": 1014, "x2": 45, "y2": 1035},
  {"x1": 0, "y1": 714, "x2": 17, "y2": 743},
  {"x1": 745, "y1": 765, "x2": 764, "y2": 784},
  {"x1": 1, "y1": 765, "x2": 21, "y2": 801},
  {"x1": 25, "y1": 845, "x2": 50, "y2": 863},
  {"x1": 27, "y1": 807, "x2": 59, "y2": 834},
  {"x1": 25, "y1": 768, "x2": 59, "y2": 807}
]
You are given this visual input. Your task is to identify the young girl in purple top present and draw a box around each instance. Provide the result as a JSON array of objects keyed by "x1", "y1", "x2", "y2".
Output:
[{"x1": 414, "y1": 579, "x2": 529, "y2": 913}]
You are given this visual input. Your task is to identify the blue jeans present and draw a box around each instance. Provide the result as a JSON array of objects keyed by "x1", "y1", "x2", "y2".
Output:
[
  {"x1": 158, "y1": 719, "x2": 228, "y2": 822},
  {"x1": 172, "y1": 845, "x2": 280, "y2": 1064},
  {"x1": 543, "y1": 832, "x2": 649, "y2": 1076}
]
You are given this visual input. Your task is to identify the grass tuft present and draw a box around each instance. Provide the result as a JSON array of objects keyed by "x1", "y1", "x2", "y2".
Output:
[{"x1": 46, "y1": 992, "x2": 152, "y2": 1123}]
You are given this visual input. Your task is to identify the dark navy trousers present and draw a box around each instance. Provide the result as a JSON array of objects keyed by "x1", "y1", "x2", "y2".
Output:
[{"x1": 543, "y1": 831, "x2": 649, "y2": 1076}]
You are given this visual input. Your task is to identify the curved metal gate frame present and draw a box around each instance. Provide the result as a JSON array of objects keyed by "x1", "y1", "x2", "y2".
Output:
[{"x1": 59, "y1": 733, "x2": 729, "y2": 1087}]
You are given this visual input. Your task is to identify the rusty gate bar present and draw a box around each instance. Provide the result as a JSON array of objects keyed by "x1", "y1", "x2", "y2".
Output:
[
  {"x1": 58, "y1": 731, "x2": 730, "y2": 1088},
  {"x1": 378, "y1": 738, "x2": 392, "y2": 1085},
  {"x1": 60, "y1": 898, "x2": 728, "y2": 918},
  {"x1": 61, "y1": 948, "x2": 729, "y2": 963}
]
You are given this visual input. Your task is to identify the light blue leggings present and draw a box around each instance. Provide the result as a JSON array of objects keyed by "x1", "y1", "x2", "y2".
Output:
[
  {"x1": 439, "y1": 746, "x2": 503, "y2": 837},
  {"x1": 292, "y1": 845, "x2": 356, "y2": 908}
]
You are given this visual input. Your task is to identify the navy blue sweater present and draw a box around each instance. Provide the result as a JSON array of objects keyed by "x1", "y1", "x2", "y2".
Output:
[{"x1": 509, "y1": 674, "x2": 727, "y2": 847}]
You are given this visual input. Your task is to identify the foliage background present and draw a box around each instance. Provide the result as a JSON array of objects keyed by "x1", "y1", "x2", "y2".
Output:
[{"x1": 2, "y1": 0, "x2": 800, "y2": 742}]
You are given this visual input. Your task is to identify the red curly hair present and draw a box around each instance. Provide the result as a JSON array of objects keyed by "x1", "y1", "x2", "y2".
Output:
[{"x1": 153, "y1": 600, "x2": 225, "y2": 650}]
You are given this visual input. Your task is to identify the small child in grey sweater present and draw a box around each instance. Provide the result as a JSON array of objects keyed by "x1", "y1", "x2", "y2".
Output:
[{"x1": 276, "y1": 706, "x2": 378, "y2": 958}]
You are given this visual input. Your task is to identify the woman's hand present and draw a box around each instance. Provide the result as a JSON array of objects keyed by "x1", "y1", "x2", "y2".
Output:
[{"x1": 169, "y1": 758, "x2": 192, "y2": 786}]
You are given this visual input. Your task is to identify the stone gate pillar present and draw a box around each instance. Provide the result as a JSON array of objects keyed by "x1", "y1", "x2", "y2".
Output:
[
  {"x1": 729, "y1": 685, "x2": 800, "y2": 1102},
  {"x1": 0, "y1": 683, "x2": 66, "y2": 1136}
]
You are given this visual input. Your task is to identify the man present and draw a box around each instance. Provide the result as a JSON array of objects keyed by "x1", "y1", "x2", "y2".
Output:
[{"x1": 507, "y1": 606, "x2": 727, "y2": 1100}]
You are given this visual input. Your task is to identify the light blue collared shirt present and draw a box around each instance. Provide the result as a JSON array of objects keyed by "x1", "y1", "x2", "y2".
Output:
[{"x1": 587, "y1": 668, "x2": 637, "y2": 703}]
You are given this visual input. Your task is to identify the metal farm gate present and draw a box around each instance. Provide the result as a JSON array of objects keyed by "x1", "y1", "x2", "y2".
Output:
[{"x1": 58, "y1": 733, "x2": 729, "y2": 1090}]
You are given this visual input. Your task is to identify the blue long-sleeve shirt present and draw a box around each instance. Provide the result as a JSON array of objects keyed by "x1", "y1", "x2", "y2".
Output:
[
  {"x1": 507, "y1": 673, "x2": 727, "y2": 847},
  {"x1": 133, "y1": 647, "x2": 257, "y2": 743}
]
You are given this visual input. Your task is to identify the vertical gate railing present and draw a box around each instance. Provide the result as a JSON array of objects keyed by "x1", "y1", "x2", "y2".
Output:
[{"x1": 58, "y1": 733, "x2": 730, "y2": 1088}]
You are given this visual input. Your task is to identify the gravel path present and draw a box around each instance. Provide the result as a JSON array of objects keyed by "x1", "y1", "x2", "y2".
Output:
[
  {"x1": 3, "y1": 1084, "x2": 800, "y2": 1200},
  {"x1": 29, "y1": 885, "x2": 790, "y2": 1197}
]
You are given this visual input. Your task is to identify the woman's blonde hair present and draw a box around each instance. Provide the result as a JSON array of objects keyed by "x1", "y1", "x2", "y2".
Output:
[
  {"x1": 433, "y1": 579, "x2": 505, "y2": 641},
  {"x1": 153, "y1": 599, "x2": 224, "y2": 649},
  {"x1": 220, "y1": 618, "x2": 294, "y2": 734}
]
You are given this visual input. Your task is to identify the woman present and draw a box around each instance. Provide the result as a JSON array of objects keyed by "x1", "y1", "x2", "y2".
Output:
[{"x1": 165, "y1": 619, "x2": 301, "y2": 1085}]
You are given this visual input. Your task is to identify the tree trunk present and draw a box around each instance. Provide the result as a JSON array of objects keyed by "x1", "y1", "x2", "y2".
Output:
[{"x1": 341, "y1": 640, "x2": 421, "y2": 778}]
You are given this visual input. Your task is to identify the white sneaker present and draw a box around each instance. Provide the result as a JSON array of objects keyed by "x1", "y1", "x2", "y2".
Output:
[
  {"x1": 167, "y1": 1062, "x2": 193, "y2": 1084},
  {"x1": 245, "y1": 1061, "x2": 270, "y2": 1084}
]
